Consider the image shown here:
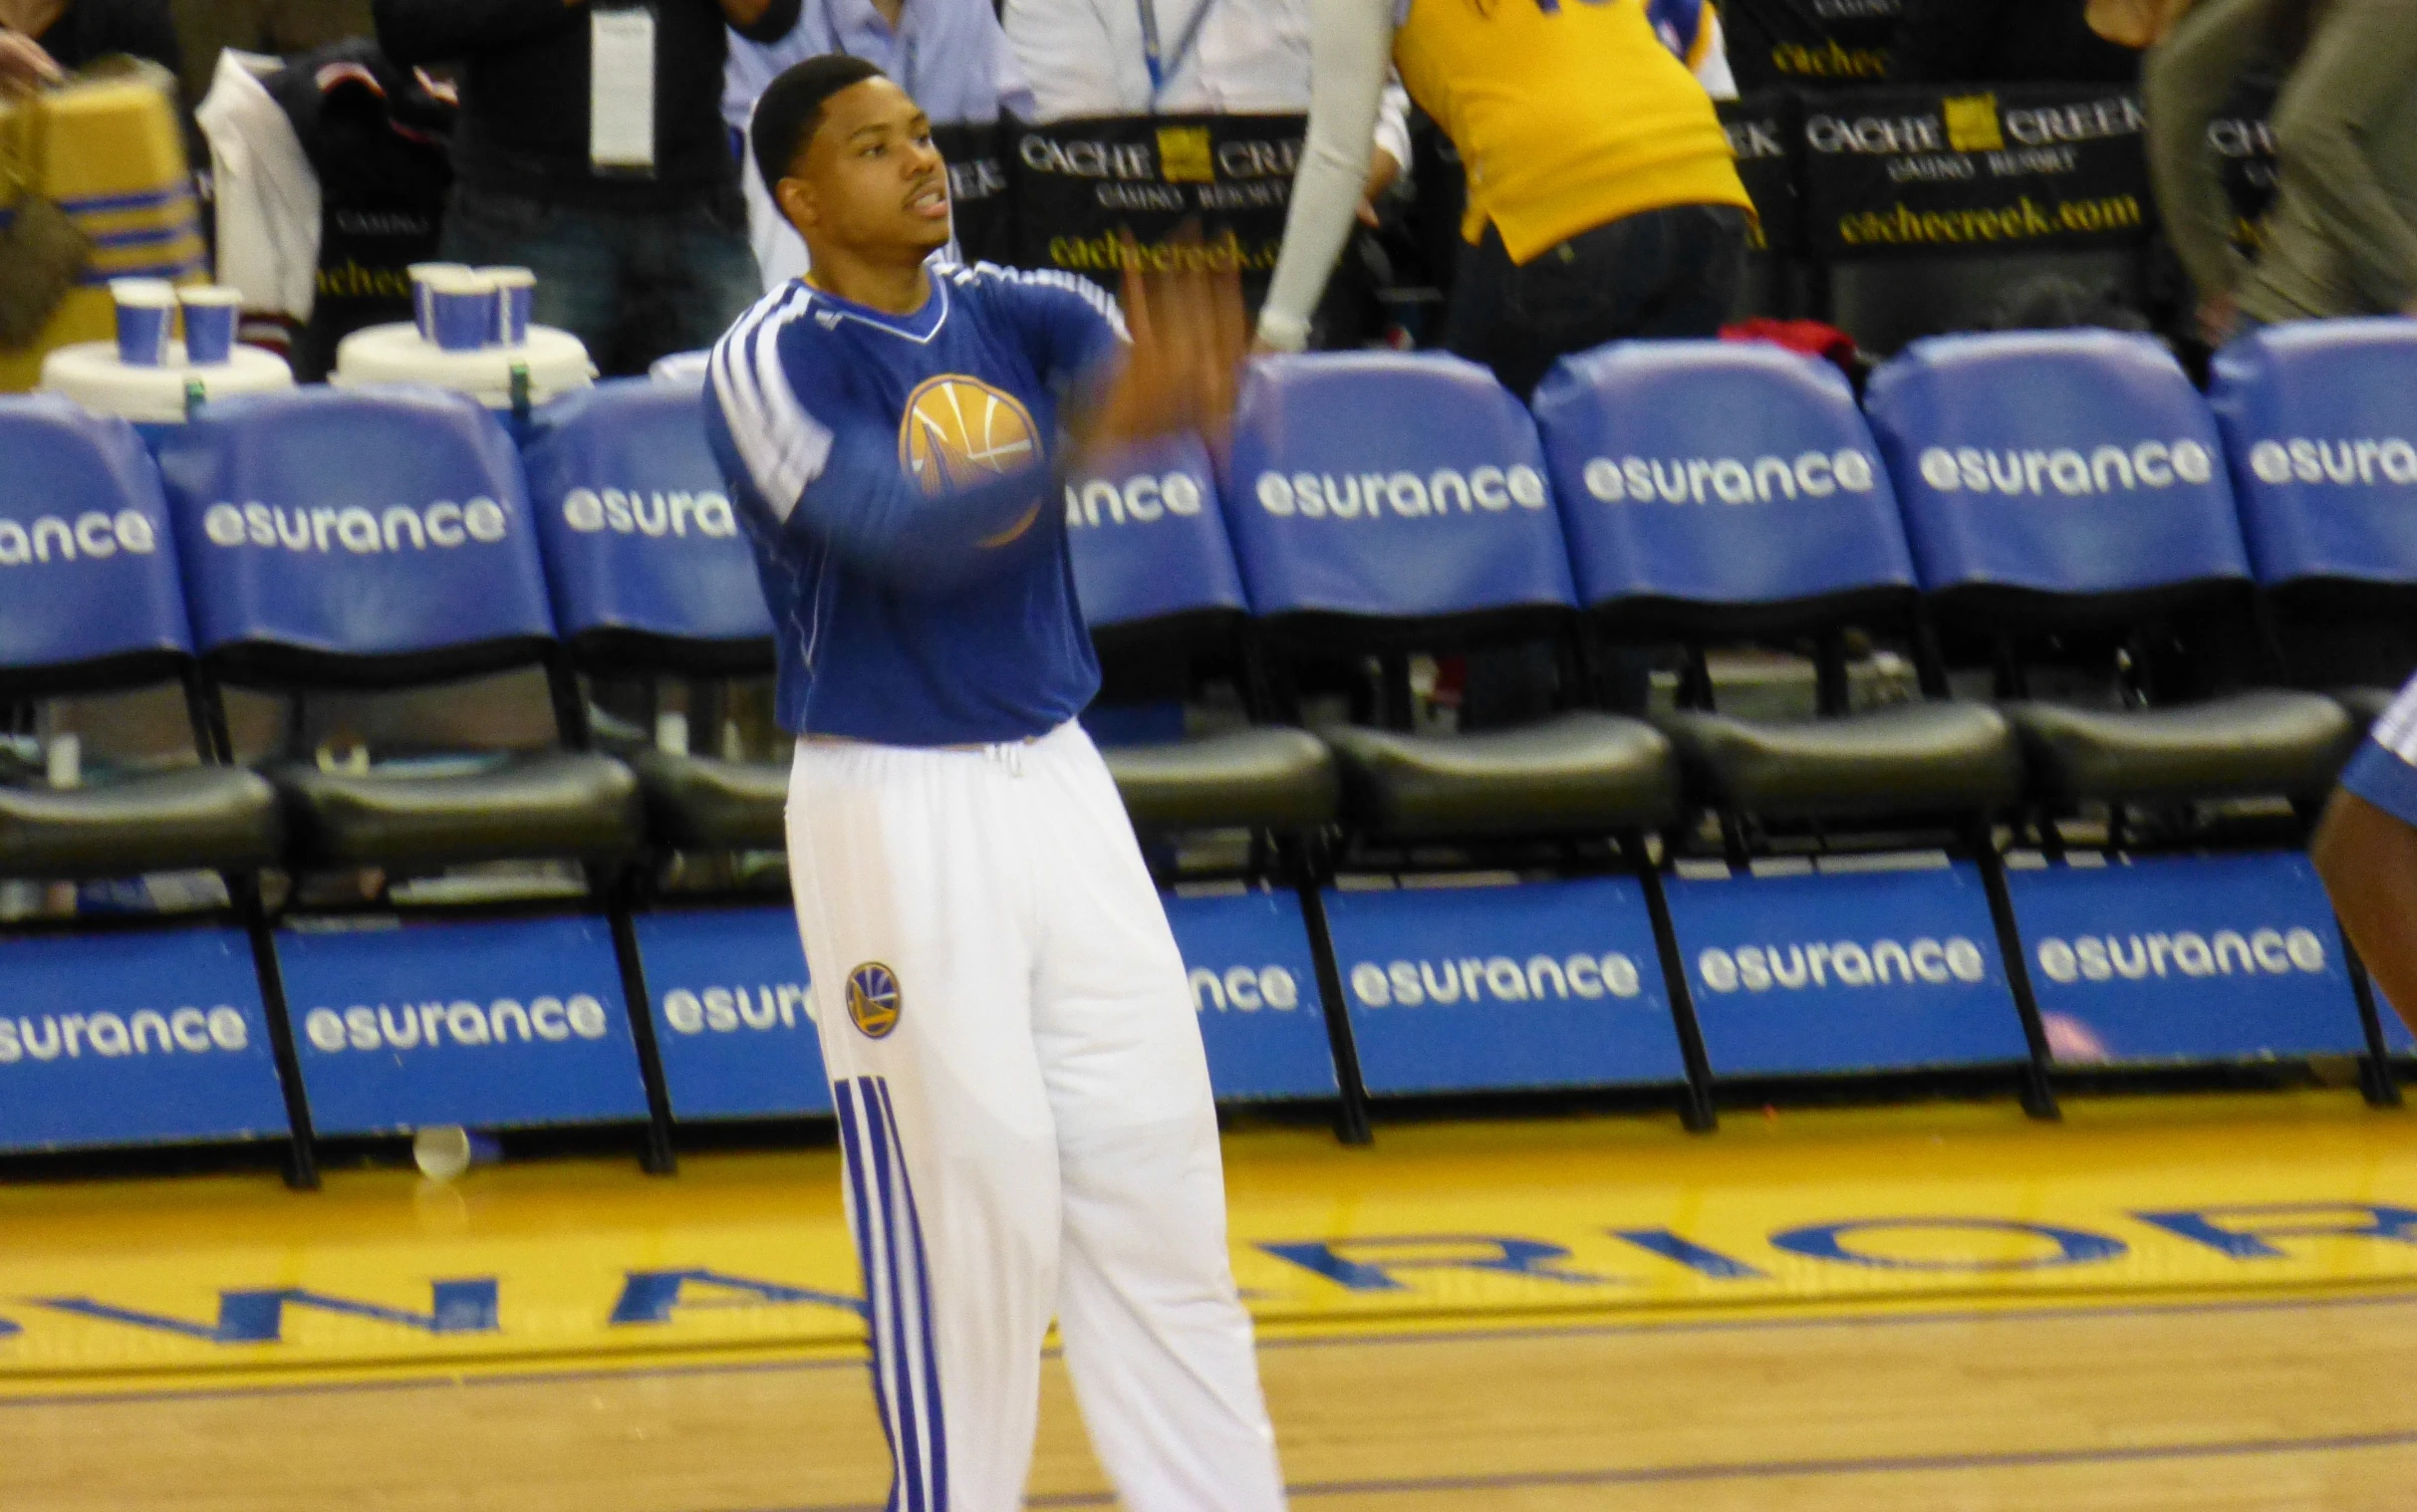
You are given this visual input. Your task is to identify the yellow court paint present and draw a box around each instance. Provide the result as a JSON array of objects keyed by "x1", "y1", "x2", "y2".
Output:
[{"x1": 3, "y1": 1092, "x2": 2415, "y2": 1395}]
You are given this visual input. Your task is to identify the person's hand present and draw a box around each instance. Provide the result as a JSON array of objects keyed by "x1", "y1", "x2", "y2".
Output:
[
  {"x1": 1072, "y1": 242, "x2": 1246, "y2": 465},
  {"x1": 1355, "y1": 147, "x2": 1402, "y2": 230},
  {"x1": 0, "y1": 29, "x2": 61, "y2": 92},
  {"x1": 2196, "y1": 290, "x2": 2239, "y2": 349}
]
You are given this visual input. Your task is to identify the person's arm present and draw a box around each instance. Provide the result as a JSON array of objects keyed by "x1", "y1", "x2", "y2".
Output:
[
  {"x1": 721, "y1": 0, "x2": 801, "y2": 46},
  {"x1": 0, "y1": 27, "x2": 61, "y2": 89},
  {"x1": 2142, "y1": 0, "x2": 2274, "y2": 313},
  {"x1": 2267, "y1": 0, "x2": 2417, "y2": 316},
  {"x1": 371, "y1": 0, "x2": 575, "y2": 68},
  {"x1": 1253, "y1": 0, "x2": 1392, "y2": 351},
  {"x1": 2314, "y1": 681, "x2": 2417, "y2": 1033}
]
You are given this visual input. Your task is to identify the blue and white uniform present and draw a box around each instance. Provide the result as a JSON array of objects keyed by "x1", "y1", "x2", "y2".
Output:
[{"x1": 703, "y1": 262, "x2": 1286, "y2": 1512}]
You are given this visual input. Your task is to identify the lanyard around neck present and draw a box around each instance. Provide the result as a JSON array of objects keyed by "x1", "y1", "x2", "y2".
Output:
[{"x1": 1134, "y1": 0, "x2": 1212, "y2": 105}]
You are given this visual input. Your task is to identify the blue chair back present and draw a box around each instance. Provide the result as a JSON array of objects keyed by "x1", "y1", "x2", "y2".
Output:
[
  {"x1": 0, "y1": 395, "x2": 192, "y2": 685},
  {"x1": 1863, "y1": 331, "x2": 2250, "y2": 602},
  {"x1": 522, "y1": 378, "x2": 775, "y2": 662},
  {"x1": 153, "y1": 385, "x2": 556, "y2": 675},
  {"x1": 2208, "y1": 319, "x2": 2417, "y2": 591},
  {"x1": 1222, "y1": 353, "x2": 1576, "y2": 630},
  {"x1": 1067, "y1": 433, "x2": 1246, "y2": 630},
  {"x1": 1532, "y1": 341, "x2": 1912, "y2": 620}
]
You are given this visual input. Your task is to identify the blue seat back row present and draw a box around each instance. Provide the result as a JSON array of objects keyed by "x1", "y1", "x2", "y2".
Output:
[{"x1": 3, "y1": 322, "x2": 2413, "y2": 686}]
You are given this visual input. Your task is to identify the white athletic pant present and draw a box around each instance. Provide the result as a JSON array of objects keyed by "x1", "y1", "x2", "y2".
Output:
[{"x1": 785, "y1": 721, "x2": 1287, "y2": 1512}]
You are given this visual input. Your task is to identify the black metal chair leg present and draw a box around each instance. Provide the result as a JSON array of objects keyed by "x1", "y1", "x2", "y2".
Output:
[
  {"x1": 2339, "y1": 929, "x2": 2405, "y2": 1110},
  {"x1": 233, "y1": 873, "x2": 320, "y2": 1190},
  {"x1": 601, "y1": 864, "x2": 679, "y2": 1174},
  {"x1": 1630, "y1": 830, "x2": 1718, "y2": 1134},
  {"x1": 1969, "y1": 821, "x2": 2061, "y2": 1122},
  {"x1": 1287, "y1": 833, "x2": 1372, "y2": 1146}
]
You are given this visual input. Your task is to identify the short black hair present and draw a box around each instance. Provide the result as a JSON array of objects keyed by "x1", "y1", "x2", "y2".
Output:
[{"x1": 749, "y1": 54, "x2": 888, "y2": 191}]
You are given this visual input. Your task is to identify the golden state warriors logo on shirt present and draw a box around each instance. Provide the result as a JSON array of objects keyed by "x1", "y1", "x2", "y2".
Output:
[
  {"x1": 845, "y1": 962, "x2": 902, "y2": 1040},
  {"x1": 900, "y1": 375, "x2": 1040, "y2": 496}
]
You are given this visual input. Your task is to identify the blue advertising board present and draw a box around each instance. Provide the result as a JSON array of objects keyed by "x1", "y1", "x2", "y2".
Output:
[
  {"x1": 1163, "y1": 889, "x2": 1337, "y2": 1102},
  {"x1": 1666, "y1": 863, "x2": 2028, "y2": 1076},
  {"x1": 1319, "y1": 878, "x2": 1683, "y2": 1095},
  {"x1": 278, "y1": 915, "x2": 651, "y2": 1134},
  {"x1": 634, "y1": 907, "x2": 831, "y2": 1119},
  {"x1": 2005, "y1": 852, "x2": 2369, "y2": 1064},
  {"x1": 0, "y1": 927, "x2": 289, "y2": 1151}
]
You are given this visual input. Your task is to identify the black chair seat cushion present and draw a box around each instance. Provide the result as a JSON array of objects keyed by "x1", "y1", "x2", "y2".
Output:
[
  {"x1": 1320, "y1": 710, "x2": 1678, "y2": 839},
  {"x1": 2003, "y1": 691, "x2": 2357, "y2": 804},
  {"x1": 0, "y1": 767, "x2": 282, "y2": 881},
  {"x1": 1656, "y1": 701, "x2": 2022, "y2": 817},
  {"x1": 634, "y1": 750, "x2": 788, "y2": 851},
  {"x1": 2332, "y1": 686, "x2": 2398, "y2": 731},
  {"x1": 273, "y1": 751, "x2": 644, "y2": 867},
  {"x1": 1103, "y1": 728, "x2": 1338, "y2": 832}
]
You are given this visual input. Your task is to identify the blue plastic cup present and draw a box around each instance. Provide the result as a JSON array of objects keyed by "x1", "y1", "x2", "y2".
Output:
[
  {"x1": 427, "y1": 270, "x2": 498, "y2": 353},
  {"x1": 110, "y1": 279, "x2": 176, "y2": 367},
  {"x1": 407, "y1": 261, "x2": 470, "y2": 342},
  {"x1": 479, "y1": 266, "x2": 535, "y2": 346},
  {"x1": 178, "y1": 286, "x2": 243, "y2": 365}
]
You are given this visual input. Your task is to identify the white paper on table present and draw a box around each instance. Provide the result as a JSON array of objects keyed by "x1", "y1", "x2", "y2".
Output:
[{"x1": 590, "y1": 6, "x2": 659, "y2": 173}]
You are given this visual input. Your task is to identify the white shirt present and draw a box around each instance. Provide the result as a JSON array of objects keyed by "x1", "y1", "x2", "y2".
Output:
[{"x1": 1002, "y1": 0, "x2": 1412, "y2": 174}]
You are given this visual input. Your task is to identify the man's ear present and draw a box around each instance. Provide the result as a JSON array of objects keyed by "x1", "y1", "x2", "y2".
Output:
[{"x1": 775, "y1": 174, "x2": 816, "y2": 233}]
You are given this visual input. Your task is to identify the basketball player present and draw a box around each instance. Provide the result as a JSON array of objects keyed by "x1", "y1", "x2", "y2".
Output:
[{"x1": 698, "y1": 55, "x2": 1286, "y2": 1512}]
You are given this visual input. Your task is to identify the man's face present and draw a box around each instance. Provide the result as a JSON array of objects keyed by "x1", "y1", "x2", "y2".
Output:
[{"x1": 775, "y1": 77, "x2": 952, "y2": 260}]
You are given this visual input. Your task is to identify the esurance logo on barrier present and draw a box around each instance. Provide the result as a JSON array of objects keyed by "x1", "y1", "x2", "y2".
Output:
[
  {"x1": 302, "y1": 994, "x2": 613, "y2": 1055},
  {"x1": 633, "y1": 909, "x2": 831, "y2": 1121},
  {"x1": 1164, "y1": 889, "x2": 1336, "y2": 1102},
  {"x1": 199, "y1": 497, "x2": 515, "y2": 555},
  {"x1": 0, "y1": 928, "x2": 290, "y2": 1151},
  {"x1": 1252, "y1": 465, "x2": 1547, "y2": 521},
  {"x1": 2243, "y1": 436, "x2": 2417, "y2": 490},
  {"x1": 1066, "y1": 469, "x2": 1208, "y2": 529},
  {"x1": 1320, "y1": 877, "x2": 1684, "y2": 1095},
  {"x1": 1915, "y1": 438, "x2": 2214, "y2": 498},
  {"x1": 1667, "y1": 863, "x2": 2029, "y2": 1077},
  {"x1": 0, "y1": 510, "x2": 159, "y2": 568},
  {"x1": 1580, "y1": 449, "x2": 1879, "y2": 507},
  {"x1": 3, "y1": 1003, "x2": 251, "y2": 1064},
  {"x1": 2007, "y1": 853, "x2": 2365, "y2": 1063},
  {"x1": 1349, "y1": 948, "x2": 1647, "y2": 1008},
  {"x1": 560, "y1": 488, "x2": 739, "y2": 539}
]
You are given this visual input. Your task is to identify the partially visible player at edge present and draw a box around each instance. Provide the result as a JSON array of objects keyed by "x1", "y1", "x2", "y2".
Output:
[
  {"x1": 2314, "y1": 676, "x2": 2417, "y2": 1035},
  {"x1": 698, "y1": 54, "x2": 1285, "y2": 1512}
]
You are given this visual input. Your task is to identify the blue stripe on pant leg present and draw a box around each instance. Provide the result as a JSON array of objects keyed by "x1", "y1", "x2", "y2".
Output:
[
  {"x1": 875, "y1": 1075, "x2": 950, "y2": 1512},
  {"x1": 861, "y1": 1078, "x2": 934, "y2": 1512},
  {"x1": 835, "y1": 1080, "x2": 913, "y2": 1512}
]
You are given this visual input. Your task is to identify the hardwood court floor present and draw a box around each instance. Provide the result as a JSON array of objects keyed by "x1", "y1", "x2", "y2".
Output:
[{"x1": 5, "y1": 1092, "x2": 2417, "y2": 1510}]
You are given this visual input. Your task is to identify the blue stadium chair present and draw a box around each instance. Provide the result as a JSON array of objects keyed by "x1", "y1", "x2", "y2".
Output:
[
  {"x1": 0, "y1": 396, "x2": 283, "y2": 882},
  {"x1": 152, "y1": 385, "x2": 647, "y2": 871},
  {"x1": 521, "y1": 377, "x2": 785, "y2": 855},
  {"x1": 0, "y1": 394, "x2": 310, "y2": 1178},
  {"x1": 1067, "y1": 433, "x2": 1336, "y2": 841},
  {"x1": 2208, "y1": 319, "x2": 2417, "y2": 728},
  {"x1": 1535, "y1": 340, "x2": 2021, "y2": 825},
  {"x1": 1865, "y1": 331, "x2": 2352, "y2": 815},
  {"x1": 1224, "y1": 352, "x2": 1677, "y2": 841}
]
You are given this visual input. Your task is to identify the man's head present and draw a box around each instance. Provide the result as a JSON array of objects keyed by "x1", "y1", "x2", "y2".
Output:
[{"x1": 750, "y1": 56, "x2": 952, "y2": 267}]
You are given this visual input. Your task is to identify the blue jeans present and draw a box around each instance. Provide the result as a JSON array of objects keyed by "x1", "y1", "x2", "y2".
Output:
[{"x1": 439, "y1": 183, "x2": 762, "y2": 377}]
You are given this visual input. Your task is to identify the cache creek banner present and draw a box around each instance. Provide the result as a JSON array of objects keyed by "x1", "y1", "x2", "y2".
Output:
[
  {"x1": 933, "y1": 120, "x2": 1017, "y2": 269},
  {"x1": 1011, "y1": 113, "x2": 1306, "y2": 280},
  {"x1": 1799, "y1": 84, "x2": 2153, "y2": 259}
]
